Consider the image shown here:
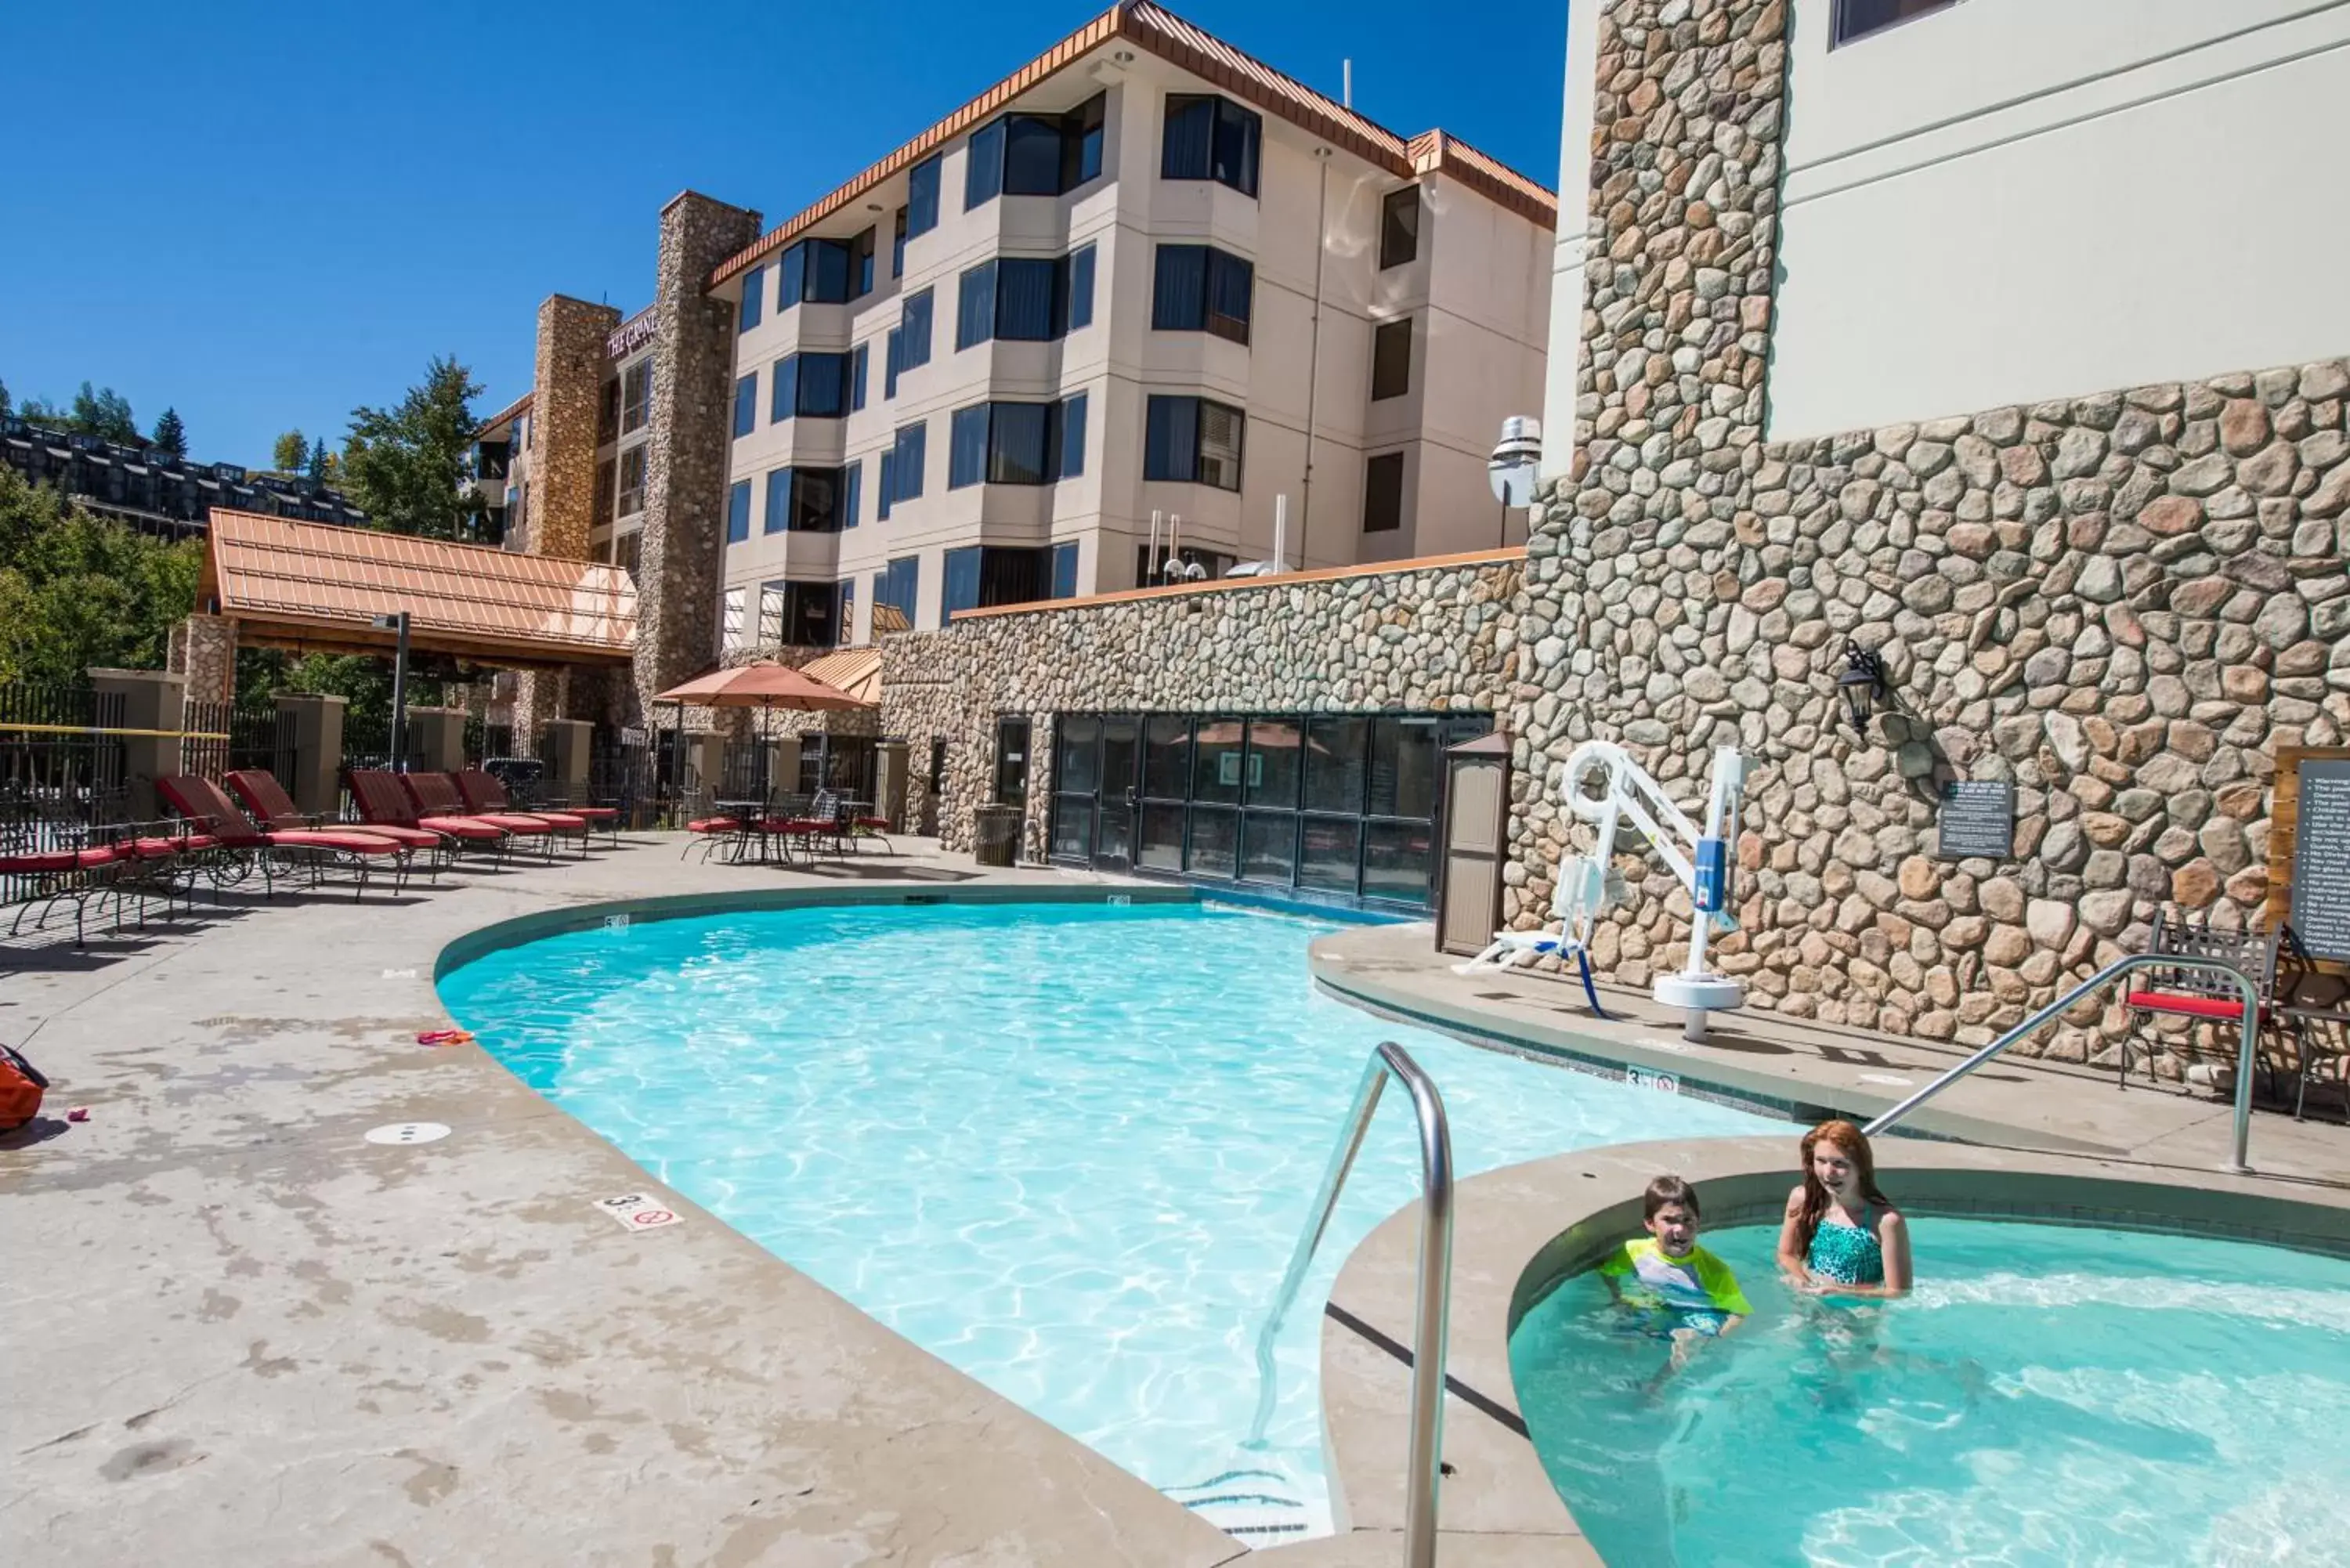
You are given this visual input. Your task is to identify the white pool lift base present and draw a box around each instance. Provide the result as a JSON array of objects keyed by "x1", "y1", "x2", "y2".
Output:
[{"x1": 1654, "y1": 971, "x2": 1744, "y2": 1042}]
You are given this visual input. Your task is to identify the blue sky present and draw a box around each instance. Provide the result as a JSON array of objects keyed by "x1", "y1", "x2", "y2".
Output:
[{"x1": 0, "y1": 1, "x2": 1566, "y2": 470}]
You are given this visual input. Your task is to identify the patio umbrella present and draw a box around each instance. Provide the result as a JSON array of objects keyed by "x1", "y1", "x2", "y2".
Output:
[{"x1": 653, "y1": 661, "x2": 872, "y2": 801}]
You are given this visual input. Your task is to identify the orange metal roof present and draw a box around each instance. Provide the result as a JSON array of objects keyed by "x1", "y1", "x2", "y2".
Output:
[
  {"x1": 201, "y1": 510, "x2": 636, "y2": 667},
  {"x1": 708, "y1": 1, "x2": 1554, "y2": 287},
  {"x1": 797, "y1": 645, "x2": 884, "y2": 706}
]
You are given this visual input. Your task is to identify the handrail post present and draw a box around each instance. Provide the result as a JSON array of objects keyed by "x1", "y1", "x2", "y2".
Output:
[
  {"x1": 1247, "y1": 1041, "x2": 1454, "y2": 1568},
  {"x1": 1861, "y1": 951, "x2": 2261, "y2": 1174}
]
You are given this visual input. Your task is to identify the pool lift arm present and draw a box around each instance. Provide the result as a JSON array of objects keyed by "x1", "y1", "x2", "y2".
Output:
[{"x1": 1461, "y1": 740, "x2": 1751, "y2": 1042}]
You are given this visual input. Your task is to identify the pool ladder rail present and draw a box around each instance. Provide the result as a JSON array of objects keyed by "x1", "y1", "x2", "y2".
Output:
[
  {"x1": 1862, "y1": 949, "x2": 2263, "y2": 1173},
  {"x1": 1250, "y1": 1040, "x2": 1454, "y2": 1568}
]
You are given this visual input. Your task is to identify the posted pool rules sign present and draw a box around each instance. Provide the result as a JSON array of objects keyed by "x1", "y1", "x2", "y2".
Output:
[{"x1": 595, "y1": 1193, "x2": 682, "y2": 1232}]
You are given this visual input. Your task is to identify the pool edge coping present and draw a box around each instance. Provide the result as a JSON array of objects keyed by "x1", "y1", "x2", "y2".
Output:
[{"x1": 1313, "y1": 1134, "x2": 2350, "y2": 1544}]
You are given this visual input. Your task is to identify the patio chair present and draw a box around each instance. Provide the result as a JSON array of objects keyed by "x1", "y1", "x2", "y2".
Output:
[
  {"x1": 157, "y1": 774, "x2": 411, "y2": 900},
  {"x1": 347, "y1": 769, "x2": 512, "y2": 861},
  {"x1": 2274, "y1": 923, "x2": 2350, "y2": 1122},
  {"x1": 766, "y1": 790, "x2": 849, "y2": 862},
  {"x1": 454, "y1": 768, "x2": 591, "y2": 856},
  {"x1": 226, "y1": 769, "x2": 444, "y2": 881},
  {"x1": 486, "y1": 762, "x2": 620, "y2": 847},
  {"x1": 1, "y1": 797, "x2": 127, "y2": 945},
  {"x1": 2122, "y1": 908, "x2": 2281, "y2": 1095},
  {"x1": 401, "y1": 771, "x2": 564, "y2": 859}
]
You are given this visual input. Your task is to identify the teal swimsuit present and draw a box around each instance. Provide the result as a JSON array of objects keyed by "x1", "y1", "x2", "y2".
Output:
[{"x1": 1806, "y1": 1204, "x2": 1886, "y2": 1287}]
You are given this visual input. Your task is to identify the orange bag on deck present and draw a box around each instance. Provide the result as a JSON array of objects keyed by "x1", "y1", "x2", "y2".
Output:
[{"x1": 0, "y1": 1043, "x2": 48, "y2": 1131}]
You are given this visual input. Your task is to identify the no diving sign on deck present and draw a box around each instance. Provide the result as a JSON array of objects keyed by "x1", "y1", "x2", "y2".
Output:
[{"x1": 595, "y1": 1193, "x2": 682, "y2": 1233}]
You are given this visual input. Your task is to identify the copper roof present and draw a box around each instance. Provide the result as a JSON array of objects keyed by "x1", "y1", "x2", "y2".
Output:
[
  {"x1": 709, "y1": 1, "x2": 1554, "y2": 287},
  {"x1": 796, "y1": 645, "x2": 884, "y2": 706},
  {"x1": 201, "y1": 510, "x2": 636, "y2": 667}
]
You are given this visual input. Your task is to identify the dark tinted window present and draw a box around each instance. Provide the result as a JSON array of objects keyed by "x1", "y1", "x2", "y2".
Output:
[
  {"x1": 996, "y1": 258, "x2": 1058, "y2": 340},
  {"x1": 1834, "y1": 0, "x2": 1958, "y2": 45},
  {"x1": 899, "y1": 290, "x2": 934, "y2": 368},
  {"x1": 1379, "y1": 186, "x2": 1420, "y2": 269},
  {"x1": 1363, "y1": 452, "x2": 1405, "y2": 533},
  {"x1": 727, "y1": 479, "x2": 751, "y2": 543},
  {"x1": 1003, "y1": 115, "x2": 1064, "y2": 195},
  {"x1": 1372, "y1": 319, "x2": 1412, "y2": 400},
  {"x1": 1303, "y1": 716, "x2": 1368, "y2": 812},
  {"x1": 1162, "y1": 95, "x2": 1261, "y2": 197},
  {"x1": 1144, "y1": 396, "x2": 1243, "y2": 490},
  {"x1": 776, "y1": 244, "x2": 805, "y2": 311},
  {"x1": 733, "y1": 374, "x2": 757, "y2": 438},
  {"x1": 957, "y1": 262, "x2": 996, "y2": 350},
  {"x1": 1051, "y1": 541, "x2": 1079, "y2": 598},
  {"x1": 906, "y1": 157, "x2": 941, "y2": 237},
  {"x1": 739, "y1": 265, "x2": 764, "y2": 332},
  {"x1": 967, "y1": 121, "x2": 1006, "y2": 208},
  {"x1": 1067, "y1": 245, "x2": 1096, "y2": 329}
]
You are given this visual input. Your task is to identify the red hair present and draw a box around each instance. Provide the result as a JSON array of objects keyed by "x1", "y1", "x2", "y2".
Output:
[{"x1": 1794, "y1": 1119, "x2": 1889, "y2": 1257}]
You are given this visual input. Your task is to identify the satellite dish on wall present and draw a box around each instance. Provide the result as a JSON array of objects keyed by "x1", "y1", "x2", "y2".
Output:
[{"x1": 1488, "y1": 415, "x2": 1542, "y2": 508}]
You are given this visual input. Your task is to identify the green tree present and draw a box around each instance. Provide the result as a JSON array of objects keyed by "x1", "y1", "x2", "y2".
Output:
[
  {"x1": 68, "y1": 381, "x2": 139, "y2": 444},
  {"x1": 0, "y1": 467, "x2": 200, "y2": 685},
  {"x1": 272, "y1": 428, "x2": 309, "y2": 474},
  {"x1": 306, "y1": 439, "x2": 333, "y2": 483},
  {"x1": 340, "y1": 356, "x2": 484, "y2": 540},
  {"x1": 150, "y1": 406, "x2": 188, "y2": 457},
  {"x1": 0, "y1": 377, "x2": 10, "y2": 417}
]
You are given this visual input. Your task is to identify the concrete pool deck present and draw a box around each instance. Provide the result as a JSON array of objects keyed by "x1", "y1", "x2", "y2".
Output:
[{"x1": 1, "y1": 840, "x2": 1245, "y2": 1568}]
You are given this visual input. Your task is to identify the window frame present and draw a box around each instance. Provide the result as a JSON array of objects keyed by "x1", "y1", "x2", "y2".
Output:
[
  {"x1": 1371, "y1": 318, "x2": 1412, "y2": 402},
  {"x1": 1379, "y1": 186, "x2": 1420, "y2": 269},
  {"x1": 739, "y1": 264, "x2": 765, "y2": 333},
  {"x1": 1160, "y1": 94, "x2": 1261, "y2": 197},
  {"x1": 1152, "y1": 244, "x2": 1253, "y2": 345},
  {"x1": 1362, "y1": 450, "x2": 1406, "y2": 533},
  {"x1": 1831, "y1": 0, "x2": 1961, "y2": 46},
  {"x1": 732, "y1": 372, "x2": 757, "y2": 438},
  {"x1": 905, "y1": 154, "x2": 942, "y2": 239},
  {"x1": 1142, "y1": 396, "x2": 1245, "y2": 492}
]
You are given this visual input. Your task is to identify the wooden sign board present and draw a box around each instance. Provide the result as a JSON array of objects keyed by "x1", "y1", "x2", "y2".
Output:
[{"x1": 2267, "y1": 747, "x2": 2350, "y2": 970}]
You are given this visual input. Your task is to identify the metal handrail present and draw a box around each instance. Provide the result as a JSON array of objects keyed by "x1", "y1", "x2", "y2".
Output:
[
  {"x1": 1249, "y1": 1041, "x2": 1454, "y2": 1568},
  {"x1": 1863, "y1": 950, "x2": 2261, "y2": 1174}
]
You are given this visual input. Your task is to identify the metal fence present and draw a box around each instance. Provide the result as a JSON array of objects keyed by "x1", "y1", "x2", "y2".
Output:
[
  {"x1": 182, "y1": 699, "x2": 291, "y2": 786},
  {"x1": 0, "y1": 682, "x2": 129, "y2": 844},
  {"x1": 464, "y1": 714, "x2": 515, "y2": 768},
  {"x1": 582, "y1": 724, "x2": 674, "y2": 829}
]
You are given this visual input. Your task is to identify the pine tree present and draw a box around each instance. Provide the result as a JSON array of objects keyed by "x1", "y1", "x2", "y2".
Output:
[
  {"x1": 306, "y1": 440, "x2": 333, "y2": 483},
  {"x1": 150, "y1": 407, "x2": 187, "y2": 457}
]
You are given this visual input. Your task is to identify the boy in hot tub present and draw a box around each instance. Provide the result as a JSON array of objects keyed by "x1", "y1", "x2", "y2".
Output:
[{"x1": 1600, "y1": 1175, "x2": 1752, "y2": 1370}]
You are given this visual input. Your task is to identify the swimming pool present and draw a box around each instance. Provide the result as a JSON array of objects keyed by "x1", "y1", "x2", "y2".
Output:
[
  {"x1": 1509, "y1": 1218, "x2": 2350, "y2": 1566},
  {"x1": 439, "y1": 898, "x2": 1776, "y2": 1538}
]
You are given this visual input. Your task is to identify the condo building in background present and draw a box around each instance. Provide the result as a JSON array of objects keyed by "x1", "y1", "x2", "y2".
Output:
[{"x1": 472, "y1": 1, "x2": 1553, "y2": 723}]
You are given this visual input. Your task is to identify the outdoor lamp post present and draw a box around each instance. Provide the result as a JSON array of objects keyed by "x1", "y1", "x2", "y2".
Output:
[
  {"x1": 373, "y1": 611, "x2": 412, "y2": 770},
  {"x1": 1838, "y1": 641, "x2": 1887, "y2": 732}
]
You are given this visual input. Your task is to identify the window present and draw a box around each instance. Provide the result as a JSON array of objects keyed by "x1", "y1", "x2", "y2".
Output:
[
  {"x1": 733, "y1": 374, "x2": 757, "y2": 438},
  {"x1": 1379, "y1": 186, "x2": 1420, "y2": 269},
  {"x1": 891, "y1": 208, "x2": 908, "y2": 278},
  {"x1": 884, "y1": 328, "x2": 902, "y2": 400},
  {"x1": 778, "y1": 243, "x2": 804, "y2": 311},
  {"x1": 1372, "y1": 319, "x2": 1412, "y2": 401},
  {"x1": 843, "y1": 459, "x2": 863, "y2": 528},
  {"x1": 727, "y1": 479, "x2": 751, "y2": 543},
  {"x1": 1833, "y1": 0, "x2": 1959, "y2": 45},
  {"x1": 995, "y1": 717, "x2": 1032, "y2": 810},
  {"x1": 758, "y1": 583, "x2": 786, "y2": 646},
  {"x1": 620, "y1": 361, "x2": 652, "y2": 435},
  {"x1": 773, "y1": 234, "x2": 870, "y2": 308},
  {"x1": 740, "y1": 264, "x2": 765, "y2": 332},
  {"x1": 618, "y1": 445, "x2": 647, "y2": 515},
  {"x1": 877, "y1": 555, "x2": 920, "y2": 630},
  {"x1": 878, "y1": 450, "x2": 895, "y2": 520},
  {"x1": 945, "y1": 545, "x2": 1056, "y2": 616},
  {"x1": 1162, "y1": 94, "x2": 1261, "y2": 197},
  {"x1": 1050, "y1": 540, "x2": 1079, "y2": 599},
  {"x1": 759, "y1": 580, "x2": 841, "y2": 646},
  {"x1": 966, "y1": 119, "x2": 1005, "y2": 209},
  {"x1": 594, "y1": 458, "x2": 616, "y2": 526},
  {"x1": 1152, "y1": 245, "x2": 1253, "y2": 344},
  {"x1": 765, "y1": 467, "x2": 848, "y2": 533},
  {"x1": 1363, "y1": 451, "x2": 1405, "y2": 533},
  {"x1": 839, "y1": 578, "x2": 856, "y2": 642},
  {"x1": 1143, "y1": 396, "x2": 1243, "y2": 490},
  {"x1": 616, "y1": 529, "x2": 641, "y2": 581},
  {"x1": 851, "y1": 343, "x2": 869, "y2": 412},
  {"x1": 850, "y1": 227, "x2": 876, "y2": 298},
  {"x1": 597, "y1": 380, "x2": 620, "y2": 445},
  {"x1": 948, "y1": 396, "x2": 1088, "y2": 488},
  {"x1": 721, "y1": 587, "x2": 745, "y2": 652},
  {"x1": 771, "y1": 352, "x2": 852, "y2": 421},
  {"x1": 967, "y1": 93, "x2": 1108, "y2": 208},
  {"x1": 906, "y1": 154, "x2": 941, "y2": 239},
  {"x1": 891, "y1": 422, "x2": 927, "y2": 504},
  {"x1": 898, "y1": 290, "x2": 934, "y2": 371},
  {"x1": 956, "y1": 246, "x2": 1095, "y2": 349}
]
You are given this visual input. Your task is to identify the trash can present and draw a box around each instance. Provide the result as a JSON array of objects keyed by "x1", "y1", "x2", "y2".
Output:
[{"x1": 972, "y1": 804, "x2": 1021, "y2": 867}]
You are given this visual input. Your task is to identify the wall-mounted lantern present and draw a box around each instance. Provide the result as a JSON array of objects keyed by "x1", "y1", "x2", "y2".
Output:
[{"x1": 1838, "y1": 641, "x2": 1887, "y2": 732}]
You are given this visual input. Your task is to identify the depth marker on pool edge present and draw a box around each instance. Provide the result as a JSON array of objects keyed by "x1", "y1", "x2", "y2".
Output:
[{"x1": 595, "y1": 1194, "x2": 682, "y2": 1232}]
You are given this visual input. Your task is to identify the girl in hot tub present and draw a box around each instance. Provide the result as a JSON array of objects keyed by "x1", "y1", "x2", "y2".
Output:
[{"x1": 1777, "y1": 1119, "x2": 1912, "y2": 1298}]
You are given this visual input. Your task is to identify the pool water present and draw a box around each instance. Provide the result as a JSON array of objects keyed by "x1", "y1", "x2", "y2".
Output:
[
  {"x1": 1509, "y1": 1219, "x2": 2350, "y2": 1566},
  {"x1": 439, "y1": 899, "x2": 1775, "y2": 1537}
]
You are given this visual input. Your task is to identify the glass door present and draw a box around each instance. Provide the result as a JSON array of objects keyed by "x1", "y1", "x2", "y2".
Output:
[
  {"x1": 1094, "y1": 715, "x2": 1141, "y2": 872},
  {"x1": 1050, "y1": 715, "x2": 1101, "y2": 861}
]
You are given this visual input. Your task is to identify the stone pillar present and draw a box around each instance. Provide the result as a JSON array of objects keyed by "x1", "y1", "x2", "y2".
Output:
[
  {"x1": 274, "y1": 692, "x2": 346, "y2": 818},
  {"x1": 541, "y1": 718, "x2": 591, "y2": 804},
  {"x1": 524, "y1": 295, "x2": 622, "y2": 562},
  {"x1": 875, "y1": 739, "x2": 909, "y2": 832},
  {"x1": 634, "y1": 190, "x2": 764, "y2": 728},
  {"x1": 767, "y1": 735, "x2": 802, "y2": 800},
  {"x1": 405, "y1": 707, "x2": 467, "y2": 775},
  {"x1": 89, "y1": 667, "x2": 185, "y2": 822},
  {"x1": 511, "y1": 667, "x2": 570, "y2": 751},
  {"x1": 168, "y1": 612, "x2": 237, "y2": 704},
  {"x1": 1505, "y1": 0, "x2": 1791, "y2": 923}
]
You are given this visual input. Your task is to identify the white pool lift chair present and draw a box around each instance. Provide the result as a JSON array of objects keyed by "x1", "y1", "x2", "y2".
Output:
[{"x1": 1455, "y1": 852, "x2": 1621, "y2": 1017}]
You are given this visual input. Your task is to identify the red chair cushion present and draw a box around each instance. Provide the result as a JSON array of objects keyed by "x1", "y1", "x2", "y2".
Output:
[
  {"x1": 687, "y1": 818, "x2": 740, "y2": 834},
  {"x1": 0, "y1": 851, "x2": 81, "y2": 875},
  {"x1": 268, "y1": 829, "x2": 406, "y2": 856},
  {"x1": 2126, "y1": 989, "x2": 2267, "y2": 1021},
  {"x1": 566, "y1": 806, "x2": 619, "y2": 822},
  {"x1": 416, "y1": 815, "x2": 508, "y2": 841}
]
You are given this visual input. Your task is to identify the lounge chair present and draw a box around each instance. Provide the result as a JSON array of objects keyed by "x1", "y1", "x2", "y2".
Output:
[
  {"x1": 402, "y1": 771, "x2": 563, "y2": 858},
  {"x1": 157, "y1": 774, "x2": 410, "y2": 899},
  {"x1": 346, "y1": 769, "x2": 511, "y2": 860},
  {"x1": 1, "y1": 799, "x2": 127, "y2": 944},
  {"x1": 454, "y1": 769, "x2": 591, "y2": 854},
  {"x1": 226, "y1": 769, "x2": 445, "y2": 880}
]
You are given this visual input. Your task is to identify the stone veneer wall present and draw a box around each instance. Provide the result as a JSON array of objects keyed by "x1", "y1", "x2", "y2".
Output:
[
  {"x1": 167, "y1": 612, "x2": 237, "y2": 705},
  {"x1": 1502, "y1": 0, "x2": 2350, "y2": 1075},
  {"x1": 880, "y1": 555, "x2": 1524, "y2": 858},
  {"x1": 523, "y1": 294, "x2": 620, "y2": 563},
  {"x1": 634, "y1": 191, "x2": 761, "y2": 727}
]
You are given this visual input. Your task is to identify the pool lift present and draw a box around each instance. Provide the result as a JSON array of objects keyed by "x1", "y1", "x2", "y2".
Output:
[{"x1": 1458, "y1": 739, "x2": 1751, "y2": 1042}]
